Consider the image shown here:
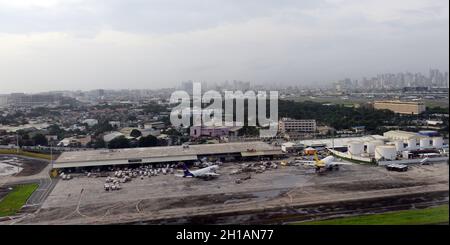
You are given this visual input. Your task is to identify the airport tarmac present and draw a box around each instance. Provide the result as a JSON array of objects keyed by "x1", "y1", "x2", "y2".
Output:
[{"x1": 5, "y1": 160, "x2": 449, "y2": 225}]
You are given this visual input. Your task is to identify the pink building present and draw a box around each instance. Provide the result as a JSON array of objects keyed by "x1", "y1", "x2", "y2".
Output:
[{"x1": 190, "y1": 126, "x2": 231, "y2": 138}]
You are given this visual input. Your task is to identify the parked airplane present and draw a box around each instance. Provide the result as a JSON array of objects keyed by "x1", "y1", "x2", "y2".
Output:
[
  {"x1": 301, "y1": 153, "x2": 352, "y2": 173},
  {"x1": 420, "y1": 157, "x2": 430, "y2": 165},
  {"x1": 176, "y1": 164, "x2": 220, "y2": 180}
]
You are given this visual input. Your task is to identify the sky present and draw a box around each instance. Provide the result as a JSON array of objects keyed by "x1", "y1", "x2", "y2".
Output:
[{"x1": 0, "y1": 0, "x2": 448, "y2": 93}]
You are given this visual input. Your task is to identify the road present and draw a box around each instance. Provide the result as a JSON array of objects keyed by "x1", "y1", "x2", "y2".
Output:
[
  {"x1": 0, "y1": 155, "x2": 51, "y2": 185},
  {"x1": 5, "y1": 178, "x2": 58, "y2": 207},
  {"x1": 0, "y1": 156, "x2": 56, "y2": 210}
]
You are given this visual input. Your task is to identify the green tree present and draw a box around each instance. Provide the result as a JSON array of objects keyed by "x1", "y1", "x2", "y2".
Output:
[
  {"x1": 88, "y1": 138, "x2": 106, "y2": 149},
  {"x1": 164, "y1": 128, "x2": 181, "y2": 136},
  {"x1": 130, "y1": 129, "x2": 142, "y2": 138},
  {"x1": 128, "y1": 115, "x2": 137, "y2": 121},
  {"x1": 108, "y1": 136, "x2": 130, "y2": 149},
  {"x1": 138, "y1": 135, "x2": 158, "y2": 147},
  {"x1": 19, "y1": 134, "x2": 33, "y2": 147},
  {"x1": 93, "y1": 121, "x2": 114, "y2": 136},
  {"x1": 142, "y1": 103, "x2": 166, "y2": 114},
  {"x1": 238, "y1": 126, "x2": 259, "y2": 136},
  {"x1": 32, "y1": 134, "x2": 48, "y2": 146},
  {"x1": 48, "y1": 124, "x2": 65, "y2": 139},
  {"x1": 277, "y1": 100, "x2": 397, "y2": 132}
]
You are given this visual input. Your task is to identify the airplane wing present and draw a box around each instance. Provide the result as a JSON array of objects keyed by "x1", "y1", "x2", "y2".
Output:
[
  {"x1": 301, "y1": 163, "x2": 317, "y2": 167},
  {"x1": 329, "y1": 162, "x2": 352, "y2": 166},
  {"x1": 202, "y1": 172, "x2": 220, "y2": 176},
  {"x1": 296, "y1": 161, "x2": 316, "y2": 166},
  {"x1": 420, "y1": 158, "x2": 429, "y2": 164},
  {"x1": 197, "y1": 172, "x2": 220, "y2": 180},
  {"x1": 175, "y1": 174, "x2": 193, "y2": 178},
  {"x1": 298, "y1": 162, "x2": 327, "y2": 168}
]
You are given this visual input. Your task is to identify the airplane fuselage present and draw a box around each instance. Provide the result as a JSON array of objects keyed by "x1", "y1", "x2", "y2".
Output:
[
  {"x1": 316, "y1": 156, "x2": 335, "y2": 167},
  {"x1": 191, "y1": 165, "x2": 219, "y2": 177}
]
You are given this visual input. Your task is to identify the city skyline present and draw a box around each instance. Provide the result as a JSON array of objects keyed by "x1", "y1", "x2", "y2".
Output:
[
  {"x1": 0, "y1": 68, "x2": 448, "y2": 95},
  {"x1": 0, "y1": 0, "x2": 449, "y2": 93}
]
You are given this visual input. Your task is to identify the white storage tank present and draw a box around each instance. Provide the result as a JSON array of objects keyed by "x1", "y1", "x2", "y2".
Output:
[
  {"x1": 407, "y1": 138, "x2": 417, "y2": 150},
  {"x1": 394, "y1": 140, "x2": 404, "y2": 152},
  {"x1": 347, "y1": 141, "x2": 364, "y2": 156},
  {"x1": 420, "y1": 137, "x2": 431, "y2": 148},
  {"x1": 365, "y1": 140, "x2": 384, "y2": 154},
  {"x1": 365, "y1": 142, "x2": 376, "y2": 154},
  {"x1": 432, "y1": 137, "x2": 443, "y2": 149},
  {"x1": 375, "y1": 145, "x2": 397, "y2": 160},
  {"x1": 402, "y1": 151, "x2": 411, "y2": 159}
]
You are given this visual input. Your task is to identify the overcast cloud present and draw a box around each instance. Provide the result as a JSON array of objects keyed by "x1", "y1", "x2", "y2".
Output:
[{"x1": 0, "y1": 0, "x2": 448, "y2": 93}]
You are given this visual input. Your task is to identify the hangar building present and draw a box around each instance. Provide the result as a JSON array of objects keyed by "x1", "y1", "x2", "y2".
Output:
[{"x1": 53, "y1": 142, "x2": 284, "y2": 169}]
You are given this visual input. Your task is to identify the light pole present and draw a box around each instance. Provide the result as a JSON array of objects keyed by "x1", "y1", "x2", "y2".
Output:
[
  {"x1": 332, "y1": 129, "x2": 335, "y2": 150},
  {"x1": 16, "y1": 133, "x2": 19, "y2": 154},
  {"x1": 50, "y1": 143, "x2": 53, "y2": 169}
]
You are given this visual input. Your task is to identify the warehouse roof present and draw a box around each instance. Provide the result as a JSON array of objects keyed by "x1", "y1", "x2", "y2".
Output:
[
  {"x1": 383, "y1": 130, "x2": 424, "y2": 140},
  {"x1": 55, "y1": 142, "x2": 283, "y2": 167}
]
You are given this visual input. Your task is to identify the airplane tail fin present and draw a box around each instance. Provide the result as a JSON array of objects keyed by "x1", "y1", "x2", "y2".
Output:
[
  {"x1": 313, "y1": 152, "x2": 320, "y2": 163},
  {"x1": 182, "y1": 164, "x2": 194, "y2": 177}
]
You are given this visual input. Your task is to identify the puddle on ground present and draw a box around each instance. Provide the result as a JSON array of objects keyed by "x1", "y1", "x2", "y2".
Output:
[{"x1": 0, "y1": 162, "x2": 23, "y2": 176}]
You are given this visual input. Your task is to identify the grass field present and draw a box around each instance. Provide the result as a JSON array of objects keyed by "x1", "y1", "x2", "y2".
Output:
[
  {"x1": 0, "y1": 184, "x2": 38, "y2": 217},
  {"x1": 294, "y1": 205, "x2": 449, "y2": 225},
  {"x1": 0, "y1": 149, "x2": 53, "y2": 160}
]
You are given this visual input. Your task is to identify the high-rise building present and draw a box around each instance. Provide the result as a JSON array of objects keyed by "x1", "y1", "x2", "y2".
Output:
[
  {"x1": 6, "y1": 93, "x2": 62, "y2": 106},
  {"x1": 0, "y1": 95, "x2": 8, "y2": 107},
  {"x1": 180, "y1": 81, "x2": 194, "y2": 93}
]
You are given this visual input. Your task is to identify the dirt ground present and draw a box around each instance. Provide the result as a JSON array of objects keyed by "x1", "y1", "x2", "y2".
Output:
[
  {"x1": 7, "y1": 160, "x2": 449, "y2": 225},
  {"x1": 0, "y1": 155, "x2": 48, "y2": 177}
]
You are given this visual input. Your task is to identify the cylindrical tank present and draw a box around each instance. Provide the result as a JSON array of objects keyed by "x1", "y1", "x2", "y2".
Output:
[
  {"x1": 394, "y1": 140, "x2": 404, "y2": 152},
  {"x1": 407, "y1": 138, "x2": 417, "y2": 150},
  {"x1": 375, "y1": 145, "x2": 397, "y2": 160},
  {"x1": 432, "y1": 137, "x2": 443, "y2": 149},
  {"x1": 365, "y1": 142, "x2": 375, "y2": 154},
  {"x1": 402, "y1": 151, "x2": 410, "y2": 159},
  {"x1": 347, "y1": 141, "x2": 364, "y2": 156},
  {"x1": 365, "y1": 140, "x2": 384, "y2": 154},
  {"x1": 420, "y1": 137, "x2": 430, "y2": 148}
]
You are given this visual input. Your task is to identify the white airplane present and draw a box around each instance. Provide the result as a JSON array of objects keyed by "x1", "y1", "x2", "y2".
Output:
[
  {"x1": 176, "y1": 164, "x2": 220, "y2": 180},
  {"x1": 420, "y1": 157, "x2": 430, "y2": 165},
  {"x1": 301, "y1": 153, "x2": 352, "y2": 173}
]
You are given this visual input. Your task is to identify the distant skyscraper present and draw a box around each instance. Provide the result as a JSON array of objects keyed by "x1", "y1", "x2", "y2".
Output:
[
  {"x1": 180, "y1": 81, "x2": 194, "y2": 94},
  {"x1": 0, "y1": 95, "x2": 8, "y2": 107},
  {"x1": 346, "y1": 69, "x2": 449, "y2": 91}
]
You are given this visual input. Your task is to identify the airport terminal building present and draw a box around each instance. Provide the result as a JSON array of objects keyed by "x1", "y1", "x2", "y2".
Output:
[{"x1": 53, "y1": 142, "x2": 285, "y2": 169}]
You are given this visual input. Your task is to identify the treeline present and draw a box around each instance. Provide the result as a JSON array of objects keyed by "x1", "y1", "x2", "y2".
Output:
[
  {"x1": 424, "y1": 106, "x2": 449, "y2": 115},
  {"x1": 107, "y1": 135, "x2": 160, "y2": 149},
  {"x1": 278, "y1": 100, "x2": 396, "y2": 131}
]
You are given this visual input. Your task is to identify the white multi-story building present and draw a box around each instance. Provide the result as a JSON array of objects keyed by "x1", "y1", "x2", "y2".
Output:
[
  {"x1": 278, "y1": 118, "x2": 316, "y2": 133},
  {"x1": 109, "y1": 121, "x2": 121, "y2": 128},
  {"x1": 82, "y1": 119, "x2": 99, "y2": 127}
]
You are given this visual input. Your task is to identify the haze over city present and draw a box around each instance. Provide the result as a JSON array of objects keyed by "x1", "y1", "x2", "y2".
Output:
[
  {"x1": 0, "y1": 0, "x2": 450, "y2": 230},
  {"x1": 0, "y1": 0, "x2": 449, "y2": 93}
]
